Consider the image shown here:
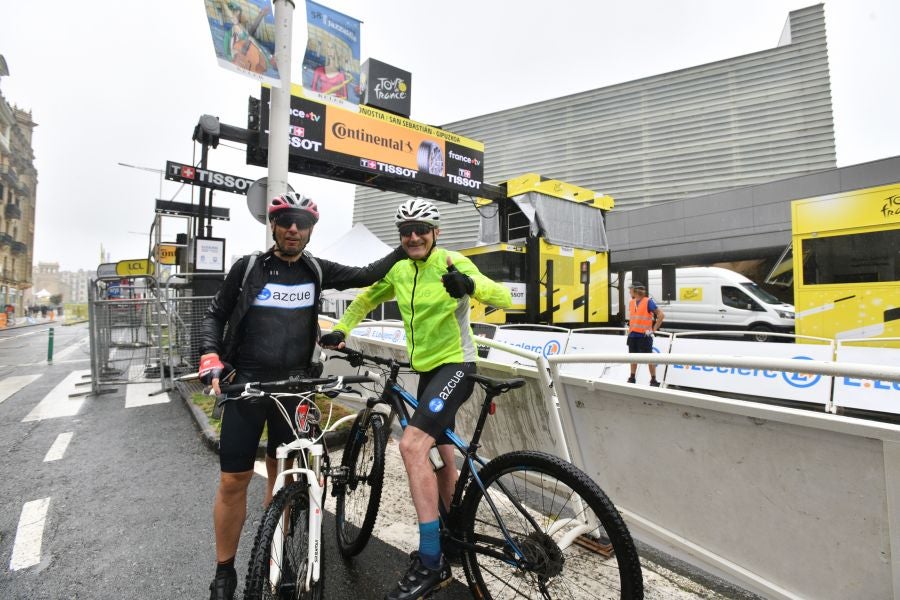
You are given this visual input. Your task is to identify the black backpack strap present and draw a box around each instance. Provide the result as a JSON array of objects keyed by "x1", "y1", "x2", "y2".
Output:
[{"x1": 240, "y1": 251, "x2": 262, "y2": 291}]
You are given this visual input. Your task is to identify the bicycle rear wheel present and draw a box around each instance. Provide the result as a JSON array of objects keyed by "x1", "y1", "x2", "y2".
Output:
[
  {"x1": 334, "y1": 411, "x2": 386, "y2": 557},
  {"x1": 244, "y1": 481, "x2": 324, "y2": 600},
  {"x1": 459, "y1": 450, "x2": 643, "y2": 599}
]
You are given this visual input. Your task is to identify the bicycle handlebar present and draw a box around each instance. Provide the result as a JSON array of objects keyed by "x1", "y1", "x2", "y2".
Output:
[
  {"x1": 218, "y1": 374, "x2": 376, "y2": 397},
  {"x1": 328, "y1": 346, "x2": 411, "y2": 369}
]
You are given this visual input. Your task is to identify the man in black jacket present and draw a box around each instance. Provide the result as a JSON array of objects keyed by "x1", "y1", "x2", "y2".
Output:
[{"x1": 199, "y1": 191, "x2": 404, "y2": 600}]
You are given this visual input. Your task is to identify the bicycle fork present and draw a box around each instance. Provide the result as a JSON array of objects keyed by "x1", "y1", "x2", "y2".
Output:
[{"x1": 270, "y1": 442, "x2": 325, "y2": 593}]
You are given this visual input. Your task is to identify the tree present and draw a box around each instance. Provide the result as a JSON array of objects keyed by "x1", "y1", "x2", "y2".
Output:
[{"x1": 50, "y1": 294, "x2": 63, "y2": 306}]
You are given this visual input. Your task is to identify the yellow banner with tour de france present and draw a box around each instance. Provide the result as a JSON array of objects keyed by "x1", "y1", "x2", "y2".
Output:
[{"x1": 792, "y1": 182, "x2": 900, "y2": 234}]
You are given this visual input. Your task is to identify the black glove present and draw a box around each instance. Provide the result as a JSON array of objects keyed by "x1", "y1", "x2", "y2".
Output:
[
  {"x1": 442, "y1": 264, "x2": 475, "y2": 299},
  {"x1": 319, "y1": 330, "x2": 346, "y2": 348},
  {"x1": 198, "y1": 354, "x2": 235, "y2": 385}
]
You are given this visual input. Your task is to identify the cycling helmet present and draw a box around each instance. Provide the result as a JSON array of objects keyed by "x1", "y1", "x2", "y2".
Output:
[
  {"x1": 395, "y1": 198, "x2": 440, "y2": 228},
  {"x1": 268, "y1": 191, "x2": 319, "y2": 225}
]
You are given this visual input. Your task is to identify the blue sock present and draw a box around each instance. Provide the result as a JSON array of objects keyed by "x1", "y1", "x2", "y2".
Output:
[{"x1": 418, "y1": 519, "x2": 441, "y2": 569}]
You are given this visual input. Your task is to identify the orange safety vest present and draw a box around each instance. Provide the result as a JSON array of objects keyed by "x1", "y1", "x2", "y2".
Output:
[{"x1": 628, "y1": 297, "x2": 654, "y2": 334}]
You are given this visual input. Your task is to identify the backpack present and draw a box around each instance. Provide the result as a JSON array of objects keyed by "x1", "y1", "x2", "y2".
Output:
[{"x1": 239, "y1": 250, "x2": 322, "y2": 290}]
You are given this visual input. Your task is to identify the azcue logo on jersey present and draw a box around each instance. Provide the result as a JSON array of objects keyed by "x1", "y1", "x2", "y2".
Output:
[{"x1": 253, "y1": 283, "x2": 315, "y2": 309}]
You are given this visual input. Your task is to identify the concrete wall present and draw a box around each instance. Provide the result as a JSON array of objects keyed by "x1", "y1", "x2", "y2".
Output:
[{"x1": 555, "y1": 377, "x2": 900, "y2": 599}]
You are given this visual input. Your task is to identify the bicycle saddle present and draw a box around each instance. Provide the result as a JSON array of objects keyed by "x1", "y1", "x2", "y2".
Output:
[{"x1": 467, "y1": 374, "x2": 526, "y2": 395}]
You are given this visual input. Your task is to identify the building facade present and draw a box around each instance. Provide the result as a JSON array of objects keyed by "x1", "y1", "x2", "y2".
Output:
[
  {"x1": 352, "y1": 4, "x2": 835, "y2": 251},
  {"x1": 0, "y1": 56, "x2": 37, "y2": 316},
  {"x1": 30, "y1": 262, "x2": 91, "y2": 305}
]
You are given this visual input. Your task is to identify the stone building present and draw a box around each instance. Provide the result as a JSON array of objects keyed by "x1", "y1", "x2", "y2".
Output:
[{"x1": 0, "y1": 55, "x2": 37, "y2": 316}]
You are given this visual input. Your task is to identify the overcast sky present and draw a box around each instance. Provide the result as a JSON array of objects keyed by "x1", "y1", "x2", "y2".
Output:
[{"x1": 0, "y1": 0, "x2": 897, "y2": 272}]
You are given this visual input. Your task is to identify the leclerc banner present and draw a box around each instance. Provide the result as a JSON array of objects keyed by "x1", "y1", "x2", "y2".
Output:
[
  {"x1": 665, "y1": 337, "x2": 833, "y2": 405},
  {"x1": 301, "y1": 1, "x2": 361, "y2": 106},
  {"x1": 204, "y1": 0, "x2": 280, "y2": 87},
  {"x1": 833, "y1": 344, "x2": 900, "y2": 413}
]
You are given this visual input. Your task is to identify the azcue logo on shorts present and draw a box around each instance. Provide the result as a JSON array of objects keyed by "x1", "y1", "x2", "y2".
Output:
[{"x1": 428, "y1": 398, "x2": 445, "y2": 413}]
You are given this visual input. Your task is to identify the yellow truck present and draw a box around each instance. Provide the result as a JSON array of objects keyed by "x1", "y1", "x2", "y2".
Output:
[
  {"x1": 460, "y1": 174, "x2": 615, "y2": 327},
  {"x1": 792, "y1": 182, "x2": 900, "y2": 345}
]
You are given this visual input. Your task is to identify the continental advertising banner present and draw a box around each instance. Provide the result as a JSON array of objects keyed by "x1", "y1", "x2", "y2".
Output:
[{"x1": 259, "y1": 87, "x2": 484, "y2": 199}]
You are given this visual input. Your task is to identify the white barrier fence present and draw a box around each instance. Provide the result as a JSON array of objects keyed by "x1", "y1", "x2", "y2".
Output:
[{"x1": 329, "y1": 320, "x2": 900, "y2": 599}]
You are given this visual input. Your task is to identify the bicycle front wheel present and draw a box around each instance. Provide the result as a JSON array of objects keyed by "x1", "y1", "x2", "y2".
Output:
[
  {"x1": 459, "y1": 451, "x2": 643, "y2": 599},
  {"x1": 244, "y1": 481, "x2": 324, "y2": 600},
  {"x1": 334, "y1": 411, "x2": 386, "y2": 557}
]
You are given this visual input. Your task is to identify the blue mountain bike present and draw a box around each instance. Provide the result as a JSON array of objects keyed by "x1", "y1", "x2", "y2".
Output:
[{"x1": 329, "y1": 348, "x2": 643, "y2": 599}]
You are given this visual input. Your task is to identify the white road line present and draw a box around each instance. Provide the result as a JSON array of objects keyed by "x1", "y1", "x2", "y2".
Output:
[
  {"x1": 10, "y1": 497, "x2": 51, "y2": 570},
  {"x1": 125, "y1": 381, "x2": 170, "y2": 408},
  {"x1": 43, "y1": 432, "x2": 74, "y2": 462},
  {"x1": 52, "y1": 342, "x2": 88, "y2": 361},
  {"x1": 22, "y1": 370, "x2": 89, "y2": 422},
  {"x1": 0, "y1": 374, "x2": 41, "y2": 405}
]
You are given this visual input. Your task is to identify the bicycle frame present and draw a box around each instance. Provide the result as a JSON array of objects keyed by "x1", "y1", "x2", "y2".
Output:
[{"x1": 360, "y1": 364, "x2": 541, "y2": 566}]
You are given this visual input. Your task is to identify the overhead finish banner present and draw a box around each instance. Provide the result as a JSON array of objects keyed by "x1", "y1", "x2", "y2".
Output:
[
  {"x1": 301, "y1": 1, "x2": 361, "y2": 106},
  {"x1": 259, "y1": 87, "x2": 485, "y2": 198},
  {"x1": 204, "y1": 0, "x2": 280, "y2": 87}
]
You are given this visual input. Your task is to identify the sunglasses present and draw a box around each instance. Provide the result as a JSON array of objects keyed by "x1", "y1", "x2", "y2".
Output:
[
  {"x1": 273, "y1": 214, "x2": 313, "y2": 229},
  {"x1": 398, "y1": 223, "x2": 434, "y2": 238}
]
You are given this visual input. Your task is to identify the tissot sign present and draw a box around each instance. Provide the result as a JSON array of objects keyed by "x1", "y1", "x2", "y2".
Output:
[
  {"x1": 165, "y1": 161, "x2": 254, "y2": 195},
  {"x1": 258, "y1": 87, "x2": 484, "y2": 200}
]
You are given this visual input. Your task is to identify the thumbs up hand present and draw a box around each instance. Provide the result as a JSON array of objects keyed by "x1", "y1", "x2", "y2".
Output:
[{"x1": 441, "y1": 256, "x2": 475, "y2": 298}]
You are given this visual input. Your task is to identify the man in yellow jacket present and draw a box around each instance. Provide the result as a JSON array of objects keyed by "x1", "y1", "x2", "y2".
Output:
[{"x1": 320, "y1": 198, "x2": 511, "y2": 600}]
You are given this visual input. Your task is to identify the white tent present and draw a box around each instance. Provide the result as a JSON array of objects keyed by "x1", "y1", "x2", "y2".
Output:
[
  {"x1": 315, "y1": 223, "x2": 393, "y2": 306},
  {"x1": 35, "y1": 288, "x2": 52, "y2": 299},
  {"x1": 315, "y1": 223, "x2": 392, "y2": 267}
]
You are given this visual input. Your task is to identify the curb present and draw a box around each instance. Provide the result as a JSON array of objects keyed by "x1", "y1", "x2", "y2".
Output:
[{"x1": 179, "y1": 387, "x2": 350, "y2": 456}]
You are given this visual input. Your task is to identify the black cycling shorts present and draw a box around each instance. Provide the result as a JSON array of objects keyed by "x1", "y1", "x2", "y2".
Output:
[
  {"x1": 627, "y1": 335, "x2": 654, "y2": 353},
  {"x1": 218, "y1": 368, "x2": 310, "y2": 473},
  {"x1": 410, "y1": 362, "x2": 477, "y2": 445}
]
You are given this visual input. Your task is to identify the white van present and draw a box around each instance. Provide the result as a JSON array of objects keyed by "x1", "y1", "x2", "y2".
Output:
[{"x1": 614, "y1": 267, "x2": 795, "y2": 342}]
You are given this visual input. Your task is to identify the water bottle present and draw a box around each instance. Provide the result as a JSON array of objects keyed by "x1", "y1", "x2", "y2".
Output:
[{"x1": 428, "y1": 445, "x2": 445, "y2": 471}]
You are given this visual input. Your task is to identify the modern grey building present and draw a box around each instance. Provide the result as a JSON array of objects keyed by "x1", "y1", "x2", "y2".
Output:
[{"x1": 352, "y1": 4, "x2": 835, "y2": 252}]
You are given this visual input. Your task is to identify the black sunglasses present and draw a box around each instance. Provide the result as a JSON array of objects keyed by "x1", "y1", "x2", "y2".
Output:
[
  {"x1": 398, "y1": 223, "x2": 434, "y2": 238},
  {"x1": 273, "y1": 214, "x2": 313, "y2": 229}
]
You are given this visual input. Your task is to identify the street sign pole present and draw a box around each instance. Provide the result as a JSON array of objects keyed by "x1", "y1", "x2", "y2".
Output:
[{"x1": 267, "y1": 0, "x2": 295, "y2": 248}]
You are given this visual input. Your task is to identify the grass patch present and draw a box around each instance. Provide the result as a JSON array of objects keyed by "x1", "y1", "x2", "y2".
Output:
[{"x1": 192, "y1": 393, "x2": 356, "y2": 438}]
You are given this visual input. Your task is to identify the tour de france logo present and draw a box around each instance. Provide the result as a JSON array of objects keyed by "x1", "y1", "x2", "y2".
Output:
[
  {"x1": 881, "y1": 194, "x2": 900, "y2": 219},
  {"x1": 782, "y1": 356, "x2": 821, "y2": 388}
]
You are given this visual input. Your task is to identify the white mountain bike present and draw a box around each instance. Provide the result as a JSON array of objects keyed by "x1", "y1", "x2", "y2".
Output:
[{"x1": 218, "y1": 374, "x2": 373, "y2": 600}]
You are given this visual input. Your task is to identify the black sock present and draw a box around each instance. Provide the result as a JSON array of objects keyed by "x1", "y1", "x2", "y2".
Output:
[{"x1": 216, "y1": 556, "x2": 236, "y2": 575}]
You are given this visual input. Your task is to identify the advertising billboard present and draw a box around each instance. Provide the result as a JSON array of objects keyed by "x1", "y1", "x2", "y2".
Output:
[{"x1": 257, "y1": 87, "x2": 484, "y2": 202}]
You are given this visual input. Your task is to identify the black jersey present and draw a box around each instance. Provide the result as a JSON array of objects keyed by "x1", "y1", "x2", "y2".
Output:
[{"x1": 232, "y1": 255, "x2": 318, "y2": 372}]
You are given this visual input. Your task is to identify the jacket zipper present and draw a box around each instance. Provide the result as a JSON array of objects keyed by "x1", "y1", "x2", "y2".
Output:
[{"x1": 409, "y1": 261, "x2": 419, "y2": 369}]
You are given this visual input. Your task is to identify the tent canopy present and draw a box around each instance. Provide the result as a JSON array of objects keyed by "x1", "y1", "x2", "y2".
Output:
[
  {"x1": 35, "y1": 289, "x2": 52, "y2": 299},
  {"x1": 315, "y1": 223, "x2": 392, "y2": 267}
]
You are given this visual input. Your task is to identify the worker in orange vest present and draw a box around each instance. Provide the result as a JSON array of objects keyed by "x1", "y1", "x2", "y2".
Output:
[{"x1": 627, "y1": 281, "x2": 665, "y2": 386}]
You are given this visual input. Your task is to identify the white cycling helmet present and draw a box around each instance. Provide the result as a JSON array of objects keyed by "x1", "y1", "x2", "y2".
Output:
[{"x1": 395, "y1": 198, "x2": 440, "y2": 228}]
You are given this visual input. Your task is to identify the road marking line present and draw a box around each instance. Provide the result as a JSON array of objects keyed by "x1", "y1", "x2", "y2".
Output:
[
  {"x1": 10, "y1": 497, "x2": 50, "y2": 570},
  {"x1": 125, "y1": 381, "x2": 170, "y2": 407},
  {"x1": 52, "y1": 342, "x2": 88, "y2": 361},
  {"x1": 0, "y1": 374, "x2": 41, "y2": 405},
  {"x1": 22, "y1": 370, "x2": 89, "y2": 422},
  {"x1": 44, "y1": 432, "x2": 74, "y2": 462}
]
